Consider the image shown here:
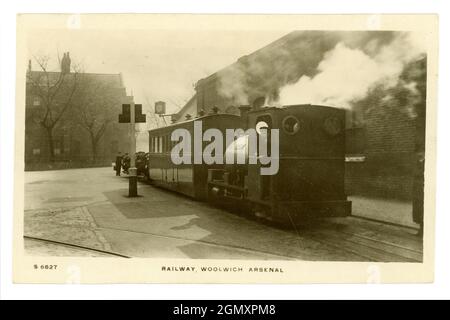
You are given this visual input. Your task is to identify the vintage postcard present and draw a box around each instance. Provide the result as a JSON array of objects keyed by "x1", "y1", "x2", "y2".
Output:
[{"x1": 13, "y1": 14, "x2": 438, "y2": 284}]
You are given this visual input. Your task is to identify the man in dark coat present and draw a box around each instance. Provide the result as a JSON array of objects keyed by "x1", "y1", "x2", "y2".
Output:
[
  {"x1": 115, "y1": 152, "x2": 122, "y2": 176},
  {"x1": 412, "y1": 151, "x2": 425, "y2": 237}
]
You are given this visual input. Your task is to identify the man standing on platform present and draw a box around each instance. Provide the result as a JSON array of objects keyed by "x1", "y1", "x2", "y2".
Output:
[{"x1": 413, "y1": 151, "x2": 425, "y2": 237}]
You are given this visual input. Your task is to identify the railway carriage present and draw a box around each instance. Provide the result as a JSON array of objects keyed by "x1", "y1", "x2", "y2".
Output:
[{"x1": 148, "y1": 114, "x2": 242, "y2": 200}]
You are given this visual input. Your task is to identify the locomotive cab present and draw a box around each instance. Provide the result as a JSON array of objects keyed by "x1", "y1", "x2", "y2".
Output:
[
  {"x1": 246, "y1": 104, "x2": 351, "y2": 223},
  {"x1": 207, "y1": 104, "x2": 351, "y2": 226}
]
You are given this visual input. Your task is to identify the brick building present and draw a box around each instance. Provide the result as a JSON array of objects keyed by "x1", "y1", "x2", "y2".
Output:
[
  {"x1": 25, "y1": 58, "x2": 134, "y2": 170},
  {"x1": 344, "y1": 57, "x2": 426, "y2": 200},
  {"x1": 172, "y1": 31, "x2": 426, "y2": 203}
]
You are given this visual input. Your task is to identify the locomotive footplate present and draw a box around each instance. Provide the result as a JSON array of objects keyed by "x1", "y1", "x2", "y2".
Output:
[
  {"x1": 274, "y1": 199, "x2": 352, "y2": 221},
  {"x1": 245, "y1": 198, "x2": 351, "y2": 225},
  {"x1": 208, "y1": 180, "x2": 247, "y2": 199}
]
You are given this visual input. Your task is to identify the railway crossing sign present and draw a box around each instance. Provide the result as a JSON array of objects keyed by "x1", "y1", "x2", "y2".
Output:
[{"x1": 118, "y1": 102, "x2": 146, "y2": 197}]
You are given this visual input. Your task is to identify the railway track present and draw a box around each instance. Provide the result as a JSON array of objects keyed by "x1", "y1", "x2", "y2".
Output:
[
  {"x1": 24, "y1": 235, "x2": 131, "y2": 258},
  {"x1": 296, "y1": 217, "x2": 422, "y2": 262},
  {"x1": 24, "y1": 216, "x2": 422, "y2": 262},
  {"x1": 24, "y1": 202, "x2": 422, "y2": 262}
]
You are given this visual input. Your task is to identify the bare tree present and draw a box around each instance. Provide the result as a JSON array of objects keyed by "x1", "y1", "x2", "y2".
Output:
[
  {"x1": 71, "y1": 76, "x2": 119, "y2": 161},
  {"x1": 26, "y1": 54, "x2": 80, "y2": 161}
]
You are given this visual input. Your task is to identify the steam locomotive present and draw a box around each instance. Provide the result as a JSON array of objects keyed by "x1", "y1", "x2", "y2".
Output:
[{"x1": 147, "y1": 104, "x2": 351, "y2": 226}]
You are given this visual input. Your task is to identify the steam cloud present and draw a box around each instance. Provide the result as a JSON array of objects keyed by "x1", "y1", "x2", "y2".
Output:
[{"x1": 216, "y1": 31, "x2": 426, "y2": 112}]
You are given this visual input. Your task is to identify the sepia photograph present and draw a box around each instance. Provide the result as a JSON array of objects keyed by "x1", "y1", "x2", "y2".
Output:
[{"x1": 12, "y1": 14, "x2": 438, "y2": 284}]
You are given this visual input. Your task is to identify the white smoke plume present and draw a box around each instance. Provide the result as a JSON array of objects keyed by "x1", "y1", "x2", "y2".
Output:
[
  {"x1": 278, "y1": 32, "x2": 426, "y2": 109},
  {"x1": 216, "y1": 31, "x2": 427, "y2": 111}
]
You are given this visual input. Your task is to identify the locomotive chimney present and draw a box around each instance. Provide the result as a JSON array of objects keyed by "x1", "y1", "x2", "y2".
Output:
[
  {"x1": 239, "y1": 105, "x2": 251, "y2": 117},
  {"x1": 238, "y1": 105, "x2": 251, "y2": 126},
  {"x1": 252, "y1": 97, "x2": 265, "y2": 110}
]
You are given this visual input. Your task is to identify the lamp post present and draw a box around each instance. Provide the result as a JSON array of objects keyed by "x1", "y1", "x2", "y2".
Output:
[
  {"x1": 128, "y1": 101, "x2": 138, "y2": 197},
  {"x1": 119, "y1": 102, "x2": 146, "y2": 197}
]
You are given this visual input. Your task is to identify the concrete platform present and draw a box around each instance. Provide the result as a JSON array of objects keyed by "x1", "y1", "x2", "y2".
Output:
[{"x1": 349, "y1": 195, "x2": 419, "y2": 229}]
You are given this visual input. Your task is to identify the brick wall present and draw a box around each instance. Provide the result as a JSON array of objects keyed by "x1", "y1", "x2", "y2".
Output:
[{"x1": 345, "y1": 98, "x2": 419, "y2": 200}]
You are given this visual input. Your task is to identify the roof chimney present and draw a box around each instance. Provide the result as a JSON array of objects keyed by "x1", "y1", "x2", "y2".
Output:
[
  {"x1": 61, "y1": 52, "x2": 71, "y2": 74},
  {"x1": 66, "y1": 52, "x2": 71, "y2": 72}
]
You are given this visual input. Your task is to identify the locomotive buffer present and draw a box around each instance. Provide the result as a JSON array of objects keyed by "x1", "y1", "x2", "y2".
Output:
[{"x1": 119, "y1": 102, "x2": 146, "y2": 197}]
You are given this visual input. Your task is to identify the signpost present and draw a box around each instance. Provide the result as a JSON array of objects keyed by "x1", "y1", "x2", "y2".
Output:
[{"x1": 119, "y1": 102, "x2": 146, "y2": 197}]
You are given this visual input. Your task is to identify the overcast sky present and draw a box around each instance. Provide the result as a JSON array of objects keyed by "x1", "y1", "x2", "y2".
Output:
[{"x1": 27, "y1": 28, "x2": 289, "y2": 114}]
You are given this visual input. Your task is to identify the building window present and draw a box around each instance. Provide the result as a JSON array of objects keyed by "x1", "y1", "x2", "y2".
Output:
[
  {"x1": 72, "y1": 140, "x2": 81, "y2": 156},
  {"x1": 54, "y1": 140, "x2": 62, "y2": 155},
  {"x1": 33, "y1": 97, "x2": 41, "y2": 106},
  {"x1": 32, "y1": 148, "x2": 40, "y2": 155}
]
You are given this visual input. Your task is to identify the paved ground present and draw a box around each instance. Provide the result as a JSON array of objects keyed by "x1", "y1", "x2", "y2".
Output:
[
  {"x1": 23, "y1": 167, "x2": 422, "y2": 261},
  {"x1": 350, "y1": 195, "x2": 417, "y2": 228}
]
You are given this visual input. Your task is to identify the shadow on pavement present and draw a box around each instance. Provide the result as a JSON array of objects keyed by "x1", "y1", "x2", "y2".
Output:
[{"x1": 102, "y1": 189, "x2": 195, "y2": 219}]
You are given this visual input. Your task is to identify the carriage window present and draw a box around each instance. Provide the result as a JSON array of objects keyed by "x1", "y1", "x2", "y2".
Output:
[
  {"x1": 159, "y1": 136, "x2": 163, "y2": 153},
  {"x1": 33, "y1": 97, "x2": 41, "y2": 106}
]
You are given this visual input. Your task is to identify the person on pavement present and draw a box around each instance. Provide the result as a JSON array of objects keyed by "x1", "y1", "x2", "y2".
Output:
[{"x1": 115, "y1": 152, "x2": 122, "y2": 176}]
